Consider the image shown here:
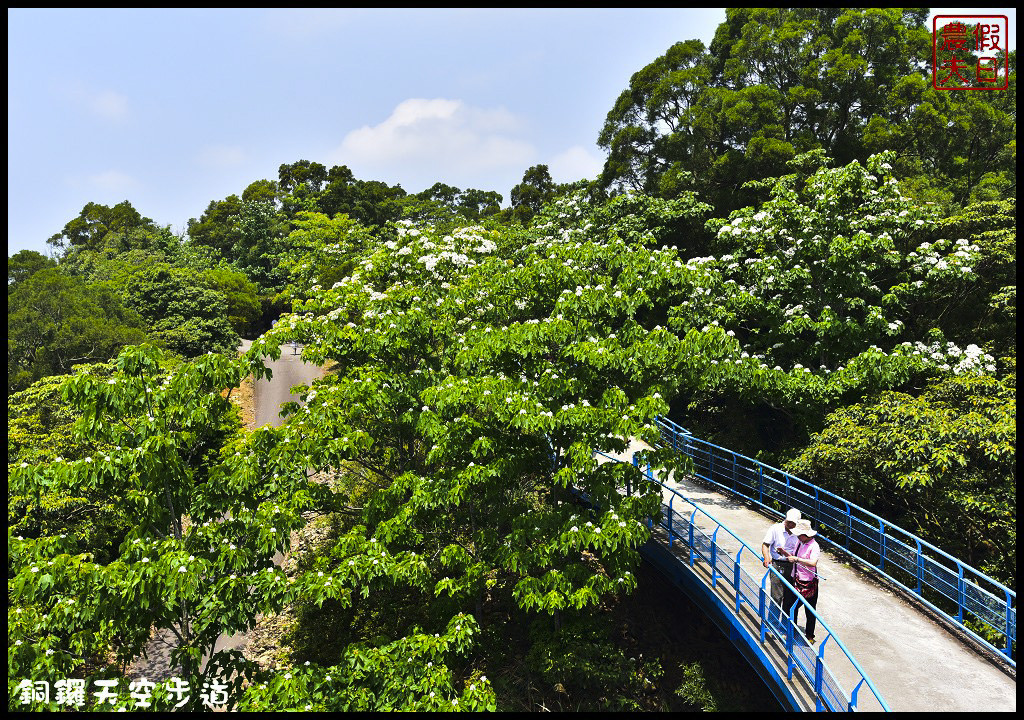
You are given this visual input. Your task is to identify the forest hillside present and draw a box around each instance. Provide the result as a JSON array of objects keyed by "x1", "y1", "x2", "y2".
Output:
[{"x1": 9, "y1": 8, "x2": 1015, "y2": 711}]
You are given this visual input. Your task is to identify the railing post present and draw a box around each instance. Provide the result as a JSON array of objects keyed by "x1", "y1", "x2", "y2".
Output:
[
  {"x1": 915, "y1": 538, "x2": 924, "y2": 594},
  {"x1": 957, "y1": 563, "x2": 965, "y2": 623},
  {"x1": 757, "y1": 465, "x2": 763, "y2": 506},
  {"x1": 844, "y1": 500, "x2": 852, "y2": 552},
  {"x1": 1004, "y1": 588, "x2": 1013, "y2": 658},
  {"x1": 759, "y1": 578, "x2": 768, "y2": 643},
  {"x1": 734, "y1": 548, "x2": 743, "y2": 614},
  {"x1": 668, "y1": 496, "x2": 675, "y2": 548},
  {"x1": 814, "y1": 652, "x2": 825, "y2": 711},
  {"x1": 731, "y1": 451, "x2": 737, "y2": 492},
  {"x1": 688, "y1": 509, "x2": 696, "y2": 567},
  {"x1": 786, "y1": 601, "x2": 796, "y2": 679},
  {"x1": 711, "y1": 525, "x2": 720, "y2": 588},
  {"x1": 850, "y1": 678, "x2": 863, "y2": 711},
  {"x1": 878, "y1": 520, "x2": 886, "y2": 572}
]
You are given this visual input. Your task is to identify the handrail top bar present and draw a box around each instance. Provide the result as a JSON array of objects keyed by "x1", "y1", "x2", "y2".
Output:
[
  {"x1": 607, "y1": 451, "x2": 888, "y2": 708},
  {"x1": 656, "y1": 415, "x2": 691, "y2": 434},
  {"x1": 653, "y1": 418, "x2": 1016, "y2": 600}
]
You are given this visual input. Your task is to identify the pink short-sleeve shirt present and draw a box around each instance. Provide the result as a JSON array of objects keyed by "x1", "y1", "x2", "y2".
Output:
[{"x1": 793, "y1": 539, "x2": 820, "y2": 582}]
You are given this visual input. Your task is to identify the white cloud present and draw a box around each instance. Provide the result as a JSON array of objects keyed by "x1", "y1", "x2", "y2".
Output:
[
  {"x1": 196, "y1": 144, "x2": 246, "y2": 169},
  {"x1": 62, "y1": 85, "x2": 130, "y2": 121},
  {"x1": 89, "y1": 90, "x2": 129, "y2": 120},
  {"x1": 257, "y1": 8, "x2": 354, "y2": 39},
  {"x1": 85, "y1": 170, "x2": 138, "y2": 192},
  {"x1": 547, "y1": 145, "x2": 605, "y2": 183},
  {"x1": 86, "y1": 90, "x2": 129, "y2": 121},
  {"x1": 332, "y1": 98, "x2": 535, "y2": 182}
]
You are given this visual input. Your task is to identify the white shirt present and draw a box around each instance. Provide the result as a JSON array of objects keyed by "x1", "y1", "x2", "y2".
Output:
[{"x1": 763, "y1": 522, "x2": 799, "y2": 561}]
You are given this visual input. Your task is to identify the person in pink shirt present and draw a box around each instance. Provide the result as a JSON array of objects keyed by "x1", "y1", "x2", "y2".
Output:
[{"x1": 786, "y1": 518, "x2": 821, "y2": 643}]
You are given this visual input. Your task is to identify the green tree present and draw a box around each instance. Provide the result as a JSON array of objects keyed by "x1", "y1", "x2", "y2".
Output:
[
  {"x1": 597, "y1": 9, "x2": 1015, "y2": 210},
  {"x1": 664, "y1": 151, "x2": 1008, "y2": 454},
  {"x1": 241, "y1": 178, "x2": 281, "y2": 206},
  {"x1": 787, "y1": 366, "x2": 1016, "y2": 587},
  {"x1": 7, "y1": 268, "x2": 148, "y2": 393},
  {"x1": 402, "y1": 183, "x2": 503, "y2": 226},
  {"x1": 203, "y1": 266, "x2": 264, "y2": 338},
  {"x1": 187, "y1": 194, "x2": 243, "y2": 261},
  {"x1": 457, "y1": 188, "x2": 503, "y2": 220},
  {"x1": 597, "y1": 38, "x2": 711, "y2": 197},
  {"x1": 9, "y1": 370, "x2": 134, "y2": 565},
  {"x1": 123, "y1": 266, "x2": 239, "y2": 357},
  {"x1": 8, "y1": 346, "x2": 297, "y2": 709},
  {"x1": 908, "y1": 198, "x2": 1016, "y2": 356},
  {"x1": 9, "y1": 341, "x2": 496, "y2": 711},
  {"x1": 317, "y1": 177, "x2": 407, "y2": 228},
  {"x1": 276, "y1": 211, "x2": 372, "y2": 300},
  {"x1": 280, "y1": 161, "x2": 408, "y2": 228},
  {"x1": 509, "y1": 164, "x2": 556, "y2": 225},
  {"x1": 8, "y1": 373, "x2": 88, "y2": 466},
  {"x1": 313, "y1": 164, "x2": 357, "y2": 219},
  {"x1": 231, "y1": 200, "x2": 289, "y2": 291},
  {"x1": 8, "y1": 249, "x2": 57, "y2": 293},
  {"x1": 278, "y1": 160, "x2": 329, "y2": 195},
  {"x1": 46, "y1": 201, "x2": 166, "y2": 255}
]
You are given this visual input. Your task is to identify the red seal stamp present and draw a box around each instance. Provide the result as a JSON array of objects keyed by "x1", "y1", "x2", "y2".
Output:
[{"x1": 933, "y1": 15, "x2": 1009, "y2": 90}]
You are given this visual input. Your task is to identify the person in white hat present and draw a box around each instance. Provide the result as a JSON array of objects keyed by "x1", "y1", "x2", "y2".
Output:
[
  {"x1": 761, "y1": 508, "x2": 801, "y2": 624},
  {"x1": 786, "y1": 518, "x2": 821, "y2": 643}
]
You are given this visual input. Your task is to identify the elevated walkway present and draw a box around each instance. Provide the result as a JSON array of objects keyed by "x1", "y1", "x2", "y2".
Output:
[{"x1": 597, "y1": 433, "x2": 1016, "y2": 712}]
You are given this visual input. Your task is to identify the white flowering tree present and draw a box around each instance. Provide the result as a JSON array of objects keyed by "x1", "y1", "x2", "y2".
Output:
[
  {"x1": 9, "y1": 167, "x2": 1012, "y2": 709},
  {"x1": 253, "y1": 209, "x2": 695, "y2": 604},
  {"x1": 7, "y1": 346, "x2": 310, "y2": 710},
  {"x1": 656, "y1": 151, "x2": 1005, "y2": 448},
  {"x1": 229, "y1": 198, "x2": 757, "y2": 707},
  {"x1": 787, "y1": 368, "x2": 1016, "y2": 587},
  {"x1": 704, "y1": 152, "x2": 988, "y2": 368},
  {"x1": 675, "y1": 151, "x2": 1014, "y2": 582}
]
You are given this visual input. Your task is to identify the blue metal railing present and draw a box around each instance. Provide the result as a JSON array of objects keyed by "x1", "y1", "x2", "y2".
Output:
[
  {"x1": 653, "y1": 416, "x2": 1017, "y2": 668},
  {"x1": 594, "y1": 449, "x2": 889, "y2": 711}
]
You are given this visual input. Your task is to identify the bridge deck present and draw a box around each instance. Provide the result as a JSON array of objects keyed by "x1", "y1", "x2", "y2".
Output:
[{"x1": 604, "y1": 439, "x2": 1016, "y2": 712}]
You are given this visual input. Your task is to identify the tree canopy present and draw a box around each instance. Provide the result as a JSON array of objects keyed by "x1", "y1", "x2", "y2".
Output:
[
  {"x1": 598, "y1": 8, "x2": 1016, "y2": 210},
  {"x1": 7, "y1": 268, "x2": 149, "y2": 394},
  {"x1": 6, "y1": 8, "x2": 1016, "y2": 709}
]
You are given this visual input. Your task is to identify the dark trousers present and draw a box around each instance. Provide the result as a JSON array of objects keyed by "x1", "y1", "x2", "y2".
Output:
[
  {"x1": 781, "y1": 575, "x2": 798, "y2": 617},
  {"x1": 792, "y1": 581, "x2": 819, "y2": 639},
  {"x1": 770, "y1": 560, "x2": 795, "y2": 622}
]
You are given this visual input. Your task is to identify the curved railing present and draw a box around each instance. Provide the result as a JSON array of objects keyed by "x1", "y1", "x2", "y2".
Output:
[
  {"x1": 594, "y1": 450, "x2": 889, "y2": 711},
  {"x1": 654, "y1": 416, "x2": 1017, "y2": 668}
]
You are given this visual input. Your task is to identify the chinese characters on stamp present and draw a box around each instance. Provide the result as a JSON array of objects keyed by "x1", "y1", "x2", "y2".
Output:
[{"x1": 933, "y1": 15, "x2": 1010, "y2": 90}]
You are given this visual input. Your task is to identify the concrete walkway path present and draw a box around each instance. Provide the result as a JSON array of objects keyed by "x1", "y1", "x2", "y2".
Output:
[{"x1": 602, "y1": 438, "x2": 1016, "y2": 712}]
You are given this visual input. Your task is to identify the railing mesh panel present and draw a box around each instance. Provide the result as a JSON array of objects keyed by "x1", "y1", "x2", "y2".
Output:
[{"x1": 656, "y1": 419, "x2": 1015, "y2": 665}]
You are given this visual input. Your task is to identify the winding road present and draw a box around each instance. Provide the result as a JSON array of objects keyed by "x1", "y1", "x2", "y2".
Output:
[{"x1": 239, "y1": 339, "x2": 326, "y2": 429}]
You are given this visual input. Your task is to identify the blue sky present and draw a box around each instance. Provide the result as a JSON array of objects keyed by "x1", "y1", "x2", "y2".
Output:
[{"x1": 7, "y1": 8, "x2": 1016, "y2": 257}]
